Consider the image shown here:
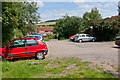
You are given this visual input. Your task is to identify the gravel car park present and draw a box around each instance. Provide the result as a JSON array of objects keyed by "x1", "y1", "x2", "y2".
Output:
[
  {"x1": 47, "y1": 39, "x2": 118, "y2": 65},
  {"x1": 46, "y1": 39, "x2": 118, "y2": 74}
]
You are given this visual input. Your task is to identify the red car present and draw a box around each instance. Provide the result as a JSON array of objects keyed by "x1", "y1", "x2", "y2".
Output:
[
  {"x1": 0, "y1": 38, "x2": 48, "y2": 60},
  {"x1": 69, "y1": 33, "x2": 80, "y2": 41}
]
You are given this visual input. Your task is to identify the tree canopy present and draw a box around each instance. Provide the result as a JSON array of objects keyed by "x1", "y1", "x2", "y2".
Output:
[
  {"x1": 91, "y1": 17, "x2": 119, "y2": 41},
  {"x1": 54, "y1": 7, "x2": 120, "y2": 41},
  {"x1": 54, "y1": 15, "x2": 84, "y2": 38},
  {"x1": 2, "y1": 2, "x2": 40, "y2": 45},
  {"x1": 83, "y1": 7, "x2": 102, "y2": 28},
  {"x1": 118, "y1": 1, "x2": 120, "y2": 15}
]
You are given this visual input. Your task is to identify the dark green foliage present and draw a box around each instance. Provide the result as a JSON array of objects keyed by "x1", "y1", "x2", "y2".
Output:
[
  {"x1": 83, "y1": 7, "x2": 102, "y2": 29},
  {"x1": 54, "y1": 7, "x2": 120, "y2": 41},
  {"x1": 118, "y1": 1, "x2": 120, "y2": 15},
  {"x1": 83, "y1": 7, "x2": 120, "y2": 41},
  {"x1": 54, "y1": 15, "x2": 84, "y2": 38},
  {"x1": 83, "y1": 7, "x2": 102, "y2": 21},
  {"x1": 54, "y1": 8, "x2": 102, "y2": 39},
  {"x1": 44, "y1": 34, "x2": 55, "y2": 41},
  {"x1": 2, "y1": 2, "x2": 40, "y2": 46},
  {"x1": 91, "y1": 17, "x2": 120, "y2": 41}
]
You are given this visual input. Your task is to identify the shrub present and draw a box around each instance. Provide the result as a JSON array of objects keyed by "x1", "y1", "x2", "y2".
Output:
[{"x1": 44, "y1": 34, "x2": 55, "y2": 41}]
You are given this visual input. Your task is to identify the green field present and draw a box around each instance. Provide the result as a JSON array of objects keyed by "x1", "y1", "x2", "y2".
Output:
[
  {"x1": 36, "y1": 21, "x2": 56, "y2": 26},
  {"x1": 2, "y1": 57, "x2": 116, "y2": 78}
]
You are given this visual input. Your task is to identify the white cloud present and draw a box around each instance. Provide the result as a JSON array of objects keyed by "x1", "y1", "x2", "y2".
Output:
[
  {"x1": 78, "y1": 4, "x2": 93, "y2": 9},
  {"x1": 97, "y1": 3, "x2": 102, "y2": 7},
  {"x1": 73, "y1": 0, "x2": 85, "y2": 3},
  {"x1": 40, "y1": 8, "x2": 93, "y2": 22},
  {"x1": 72, "y1": 0, "x2": 119, "y2": 2},
  {"x1": 29, "y1": 0, "x2": 44, "y2": 7},
  {"x1": 104, "y1": 3, "x2": 115, "y2": 8},
  {"x1": 37, "y1": 1, "x2": 44, "y2": 7},
  {"x1": 74, "y1": 2, "x2": 95, "y2": 10},
  {"x1": 39, "y1": 2, "x2": 117, "y2": 22},
  {"x1": 40, "y1": 7, "x2": 117, "y2": 22},
  {"x1": 3, "y1": 0, "x2": 119, "y2": 2},
  {"x1": 40, "y1": 9, "x2": 67, "y2": 22},
  {"x1": 74, "y1": 2, "x2": 116, "y2": 9}
]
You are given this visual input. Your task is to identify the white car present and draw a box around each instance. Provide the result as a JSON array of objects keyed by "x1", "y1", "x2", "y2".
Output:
[{"x1": 74, "y1": 34, "x2": 96, "y2": 43}]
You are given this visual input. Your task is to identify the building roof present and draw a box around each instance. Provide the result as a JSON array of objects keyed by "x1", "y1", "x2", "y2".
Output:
[
  {"x1": 92, "y1": 15, "x2": 119, "y2": 23},
  {"x1": 111, "y1": 16, "x2": 118, "y2": 18},
  {"x1": 37, "y1": 26, "x2": 53, "y2": 31}
]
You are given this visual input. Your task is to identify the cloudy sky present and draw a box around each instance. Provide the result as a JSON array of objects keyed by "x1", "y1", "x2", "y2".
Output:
[{"x1": 36, "y1": 0, "x2": 119, "y2": 22}]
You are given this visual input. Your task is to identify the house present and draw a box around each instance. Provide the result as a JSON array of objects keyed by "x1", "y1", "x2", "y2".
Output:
[{"x1": 37, "y1": 26, "x2": 53, "y2": 36}]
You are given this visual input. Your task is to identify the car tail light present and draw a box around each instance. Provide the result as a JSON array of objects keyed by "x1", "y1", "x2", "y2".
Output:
[{"x1": 42, "y1": 37, "x2": 43, "y2": 40}]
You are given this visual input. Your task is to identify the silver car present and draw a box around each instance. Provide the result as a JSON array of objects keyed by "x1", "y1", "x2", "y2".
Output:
[
  {"x1": 23, "y1": 35, "x2": 43, "y2": 41},
  {"x1": 75, "y1": 34, "x2": 96, "y2": 43}
]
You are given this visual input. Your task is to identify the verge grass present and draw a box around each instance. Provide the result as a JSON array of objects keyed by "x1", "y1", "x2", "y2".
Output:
[{"x1": 2, "y1": 57, "x2": 116, "y2": 78}]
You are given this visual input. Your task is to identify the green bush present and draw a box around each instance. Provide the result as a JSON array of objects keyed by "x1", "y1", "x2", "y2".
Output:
[
  {"x1": 90, "y1": 18, "x2": 119, "y2": 41},
  {"x1": 60, "y1": 37, "x2": 66, "y2": 40},
  {"x1": 44, "y1": 34, "x2": 55, "y2": 41},
  {"x1": 44, "y1": 37, "x2": 49, "y2": 41}
]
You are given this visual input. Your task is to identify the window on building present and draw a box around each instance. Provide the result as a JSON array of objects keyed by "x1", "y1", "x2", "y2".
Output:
[
  {"x1": 48, "y1": 31, "x2": 51, "y2": 33},
  {"x1": 39, "y1": 31, "x2": 45, "y2": 33}
]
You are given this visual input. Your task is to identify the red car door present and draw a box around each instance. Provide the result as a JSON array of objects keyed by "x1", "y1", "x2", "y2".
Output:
[
  {"x1": 25, "y1": 39, "x2": 38, "y2": 57},
  {"x1": 6, "y1": 39, "x2": 26, "y2": 59}
]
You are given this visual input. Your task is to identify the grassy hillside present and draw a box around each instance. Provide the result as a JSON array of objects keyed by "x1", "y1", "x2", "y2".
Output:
[{"x1": 36, "y1": 21, "x2": 56, "y2": 26}]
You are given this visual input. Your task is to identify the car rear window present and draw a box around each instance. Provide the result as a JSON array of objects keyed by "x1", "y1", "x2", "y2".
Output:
[
  {"x1": 86, "y1": 35, "x2": 88, "y2": 37},
  {"x1": 26, "y1": 39, "x2": 38, "y2": 46},
  {"x1": 116, "y1": 38, "x2": 120, "y2": 40}
]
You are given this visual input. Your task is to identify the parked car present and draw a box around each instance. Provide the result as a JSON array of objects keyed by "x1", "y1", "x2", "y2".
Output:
[
  {"x1": 74, "y1": 34, "x2": 96, "y2": 43},
  {"x1": 24, "y1": 35, "x2": 43, "y2": 41},
  {"x1": 0, "y1": 38, "x2": 48, "y2": 60},
  {"x1": 115, "y1": 36, "x2": 120, "y2": 46},
  {"x1": 33, "y1": 34, "x2": 43, "y2": 37},
  {"x1": 69, "y1": 33, "x2": 79, "y2": 41}
]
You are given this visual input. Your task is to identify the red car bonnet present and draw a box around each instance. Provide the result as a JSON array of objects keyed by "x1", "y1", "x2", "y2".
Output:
[{"x1": 69, "y1": 35, "x2": 75, "y2": 38}]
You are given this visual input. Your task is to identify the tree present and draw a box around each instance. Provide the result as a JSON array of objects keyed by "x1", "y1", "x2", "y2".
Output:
[
  {"x1": 54, "y1": 15, "x2": 84, "y2": 38},
  {"x1": 91, "y1": 17, "x2": 119, "y2": 41},
  {"x1": 83, "y1": 7, "x2": 102, "y2": 21},
  {"x1": 83, "y1": 7, "x2": 102, "y2": 28},
  {"x1": 2, "y1": 2, "x2": 40, "y2": 45},
  {"x1": 118, "y1": 1, "x2": 120, "y2": 15}
]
